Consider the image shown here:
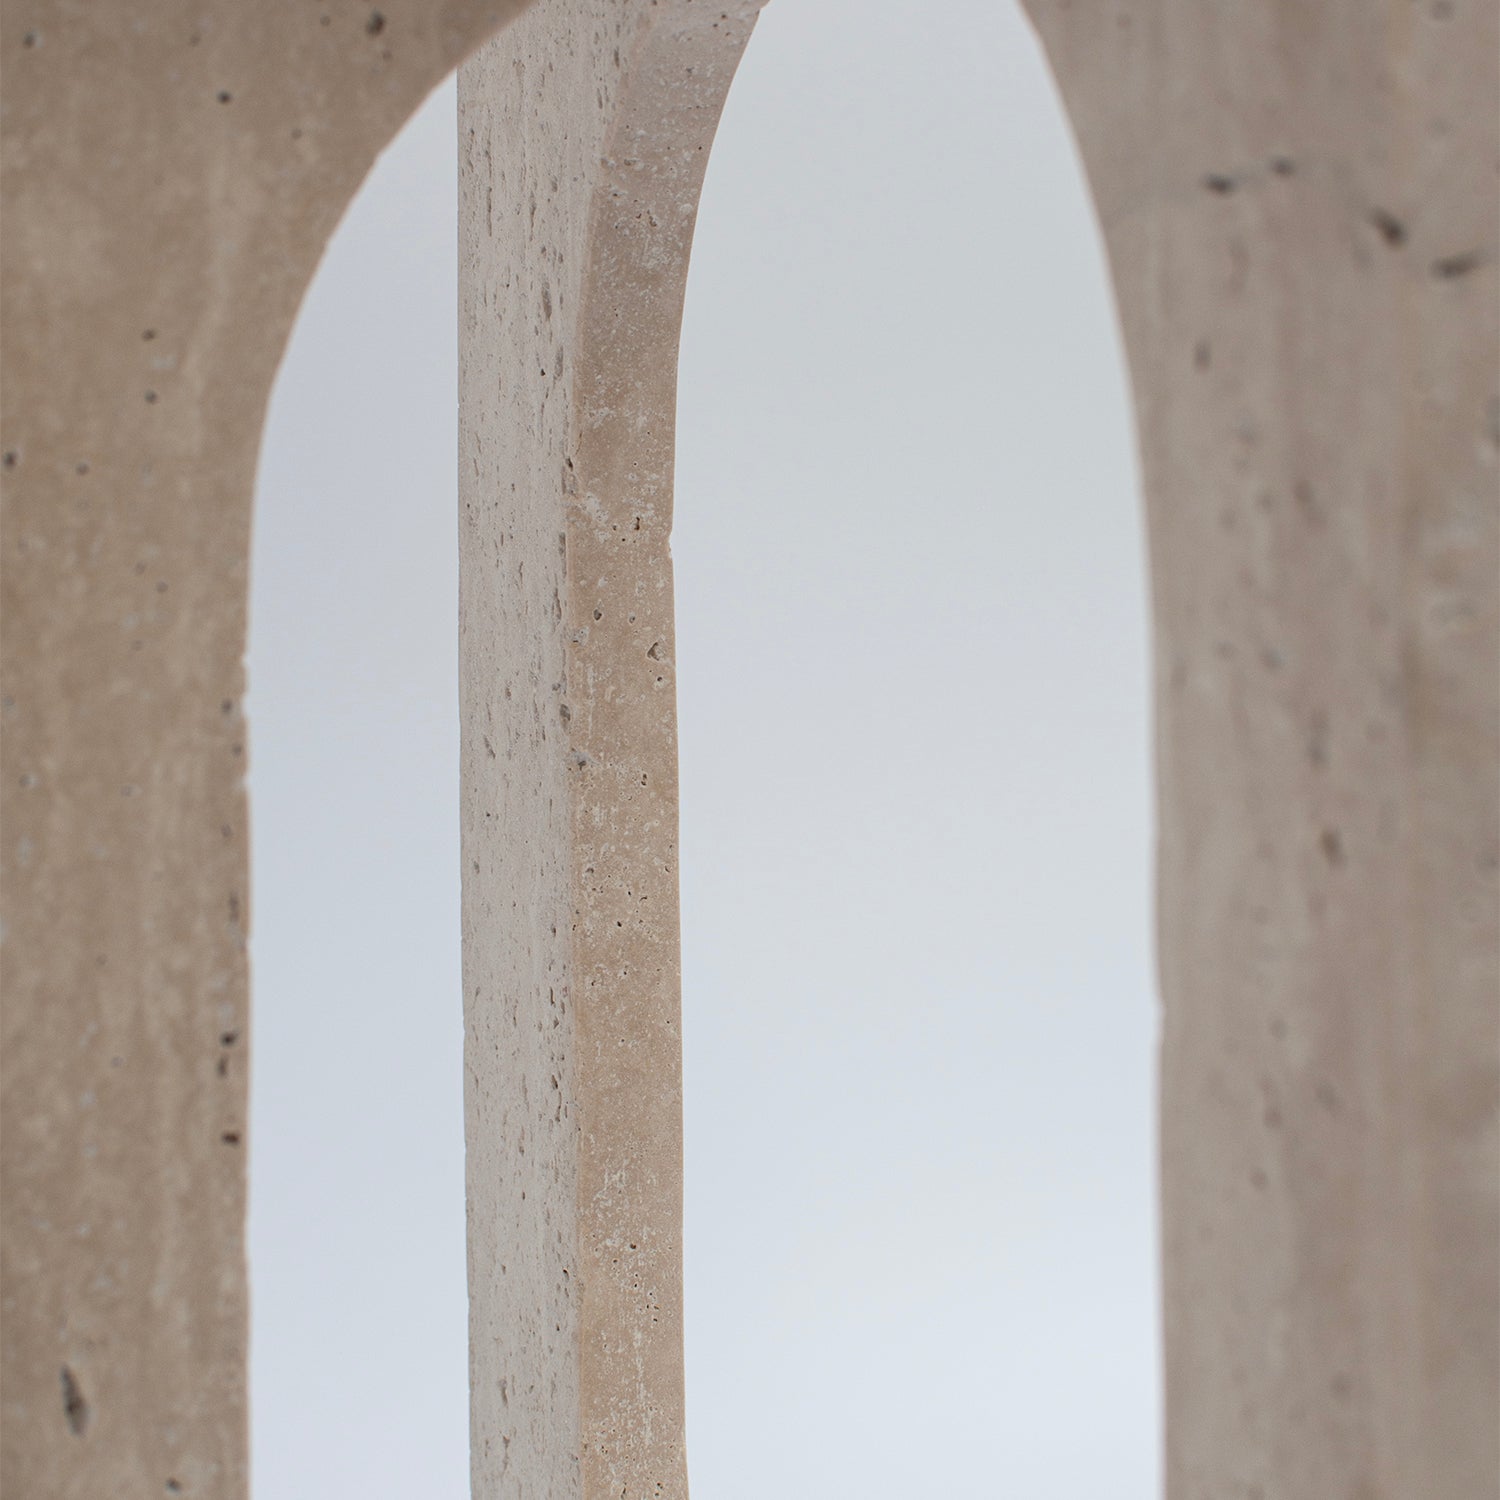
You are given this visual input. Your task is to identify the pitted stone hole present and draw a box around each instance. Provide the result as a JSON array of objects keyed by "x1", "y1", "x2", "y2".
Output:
[
  {"x1": 1369, "y1": 208, "x2": 1407, "y2": 247},
  {"x1": 59, "y1": 1365, "x2": 89, "y2": 1436},
  {"x1": 675, "y1": 2, "x2": 1157, "y2": 1495},
  {"x1": 1431, "y1": 249, "x2": 1483, "y2": 280}
]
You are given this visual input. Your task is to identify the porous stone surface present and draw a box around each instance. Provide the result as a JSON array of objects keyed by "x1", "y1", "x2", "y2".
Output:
[
  {"x1": 457, "y1": 5, "x2": 761, "y2": 1495},
  {"x1": 0, "y1": 3, "x2": 528, "y2": 1495},
  {"x1": 1023, "y1": 2, "x2": 1499, "y2": 1494}
]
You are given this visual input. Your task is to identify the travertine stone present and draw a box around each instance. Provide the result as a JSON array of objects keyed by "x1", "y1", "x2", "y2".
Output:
[
  {"x1": 3, "y1": 1, "x2": 1496, "y2": 1498},
  {"x1": 0, "y1": 4, "x2": 529, "y2": 1495},
  {"x1": 1022, "y1": 3, "x2": 1499, "y2": 1494},
  {"x1": 457, "y1": 6, "x2": 760, "y2": 1495}
]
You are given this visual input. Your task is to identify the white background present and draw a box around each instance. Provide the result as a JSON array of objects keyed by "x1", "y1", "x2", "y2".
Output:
[{"x1": 248, "y1": 2, "x2": 1159, "y2": 1495}]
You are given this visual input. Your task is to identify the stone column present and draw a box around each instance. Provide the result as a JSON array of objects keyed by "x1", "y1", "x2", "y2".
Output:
[
  {"x1": 0, "y1": 4, "x2": 528, "y2": 1495},
  {"x1": 1022, "y1": 3, "x2": 1499, "y2": 1495},
  {"x1": 5, "y1": 2, "x2": 1495, "y2": 1499},
  {"x1": 456, "y1": 5, "x2": 760, "y2": 1495}
]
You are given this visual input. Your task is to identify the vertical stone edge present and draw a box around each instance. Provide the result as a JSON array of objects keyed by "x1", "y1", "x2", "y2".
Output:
[{"x1": 568, "y1": 10, "x2": 762, "y2": 1497}]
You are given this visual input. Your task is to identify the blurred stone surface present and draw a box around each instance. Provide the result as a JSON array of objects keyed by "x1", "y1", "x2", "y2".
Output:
[
  {"x1": 1022, "y1": 2, "x2": 1498, "y2": 1491},
  {"x1": 0, "y1": 3, "x2": 530, "y2": 1494}
]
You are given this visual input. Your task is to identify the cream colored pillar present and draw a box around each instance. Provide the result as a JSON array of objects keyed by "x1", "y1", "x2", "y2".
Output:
[
  {"x1": 1021, "y1": 3, "x2": 1499, "y2": 1495},
  {"x1": 455, "y1": 6, "x2": 761, "y2": 1495},
  {"x1": 0, "y1": 4, "x2": 530, "y2": 1495}
]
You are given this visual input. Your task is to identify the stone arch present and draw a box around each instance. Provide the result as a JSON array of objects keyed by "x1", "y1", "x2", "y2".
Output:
[{"x1": 2, "y1": 3, "x2": 1494, "y2": 1500}]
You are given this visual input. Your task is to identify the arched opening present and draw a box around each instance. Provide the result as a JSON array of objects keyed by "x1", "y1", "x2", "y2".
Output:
[
  {"x1": 248, "y1": 5, "x2": 1155, "y2": 1492},
  {"x1": 673, "y1": 3, "x2": 1158, "y2": 1493},
  {"x1": 247, "y1": 77, "x2": 470, "y2": 1499},
  {"x1": 4, "y1": 4, "x2": 1483, "y2": 1494}
]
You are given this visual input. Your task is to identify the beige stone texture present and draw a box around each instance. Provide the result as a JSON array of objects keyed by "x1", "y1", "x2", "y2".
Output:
[
  {"x1": 1021, "y1": 2, "x2": 1499, "y2": 1493},
  {"x1": 455, "y1": 7, "x2": 761, "y2": 1494},
  {"x1": 2, "y1": 0, "x2": 1496, "y2": 1498},
  {"x1": 0, "y1": 4, "x2": 530, "y2": 1494}
]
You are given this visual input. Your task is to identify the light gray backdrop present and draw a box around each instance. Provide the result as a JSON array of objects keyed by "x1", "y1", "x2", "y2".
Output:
[{"x1": 248, "y1": 2, "x2": 1158, "y2": 1495}]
